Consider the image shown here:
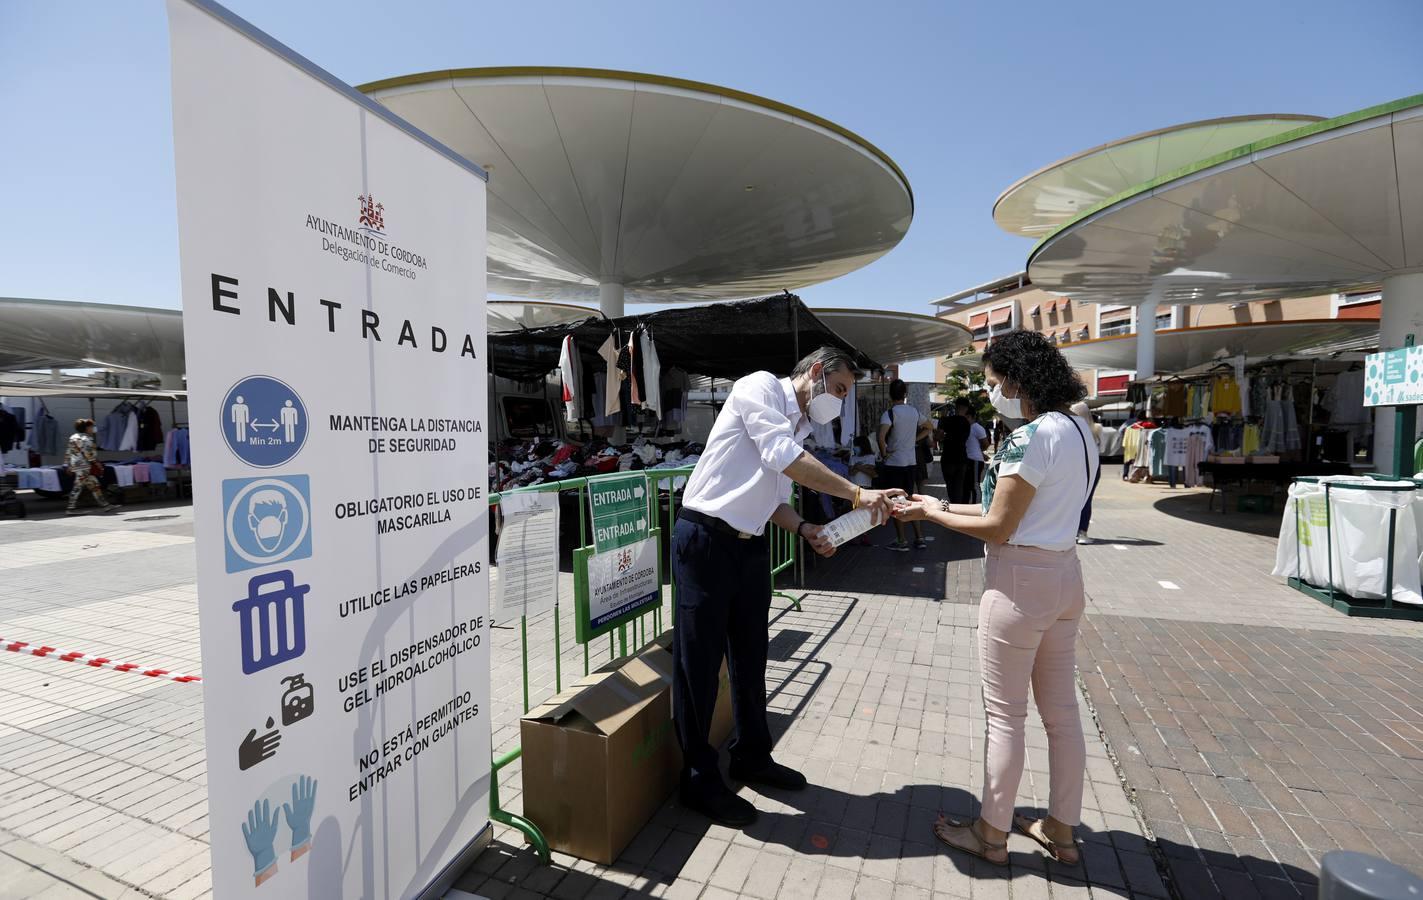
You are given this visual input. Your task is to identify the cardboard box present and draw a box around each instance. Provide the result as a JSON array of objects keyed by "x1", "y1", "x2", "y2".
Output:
[
  {"x1": 520, "y1": 659, "x2": 679, "y2": 864},
  {"x1": 520, "y1": 631, "x2": 735, "y2": 864}
]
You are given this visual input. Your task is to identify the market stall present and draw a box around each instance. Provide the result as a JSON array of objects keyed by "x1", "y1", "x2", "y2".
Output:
[{"x1": 0, "y1": 382, "x2": 192, "y2": 514}]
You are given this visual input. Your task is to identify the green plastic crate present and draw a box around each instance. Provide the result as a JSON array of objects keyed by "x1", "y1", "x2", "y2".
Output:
[{"x1": 1238, "y1": 494, "x2": 1274, "y2": 514}]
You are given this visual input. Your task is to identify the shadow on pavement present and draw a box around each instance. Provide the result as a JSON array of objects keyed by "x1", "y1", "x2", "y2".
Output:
[
  {"x1": 797, "y1": 524, "x2": 984, "y2": 600},
  {"x1": 1151, "y1": 491, "x2": 1284, "y2": 538},
  {"x1": 466, "y1": 784, "x2": 1309, "y2": 898}
]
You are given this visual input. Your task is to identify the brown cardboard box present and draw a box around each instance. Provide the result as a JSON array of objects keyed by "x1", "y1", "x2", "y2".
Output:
[
  {"x1": 520, "y1": 631, "x2": 735, "y2": 864},
  {"x1": 520, "y1": 658, "x2": 679, "y2": 864}
]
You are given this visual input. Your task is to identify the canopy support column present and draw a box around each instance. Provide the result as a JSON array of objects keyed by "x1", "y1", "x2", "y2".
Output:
[
  {"x1": 1374, "y1": 273, "x2": 1423, "y2": 470},
  {"x1": 1135, "y1": 298, "x2": 1158, "y2": 378},
  {"x1": 599, "y1": 283, "x2": 625, "y2": 318}
]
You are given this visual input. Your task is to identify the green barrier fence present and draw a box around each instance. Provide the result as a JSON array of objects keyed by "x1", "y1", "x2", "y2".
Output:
[{"x1": 485, "y1": 466, "x2": 803, "y2": 862}]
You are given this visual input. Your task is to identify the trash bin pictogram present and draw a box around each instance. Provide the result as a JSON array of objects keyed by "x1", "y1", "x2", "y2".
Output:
[{"x1": 232, "y1": 570, "x2": 309, "y2": 675}]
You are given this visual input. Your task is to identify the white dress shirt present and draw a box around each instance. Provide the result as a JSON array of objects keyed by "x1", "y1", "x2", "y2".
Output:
[{"x1": 683, "y1": 372, "x2": 810, "y2": 535}]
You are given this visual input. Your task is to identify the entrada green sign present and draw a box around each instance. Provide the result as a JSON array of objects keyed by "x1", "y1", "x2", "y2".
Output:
[{"x1": 587, "y1": 473, "x2": 650, "y2": 552}]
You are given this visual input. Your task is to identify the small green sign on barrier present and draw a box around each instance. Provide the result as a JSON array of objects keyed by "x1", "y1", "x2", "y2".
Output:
[
  {"x1": 576, "y1": 473, "x2": 662, "y2": 642},
  {"x1": 588, "y1": 473, "x2": 651, "y2": 552},
  {"x1": 574, "y1": 529, "x2": 662, "y2": 643}
]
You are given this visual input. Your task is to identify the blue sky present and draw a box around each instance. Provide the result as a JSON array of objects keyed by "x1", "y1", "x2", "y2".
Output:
[{"x1": 3, "y1": 1, "x2": 1420, "y2": 381}]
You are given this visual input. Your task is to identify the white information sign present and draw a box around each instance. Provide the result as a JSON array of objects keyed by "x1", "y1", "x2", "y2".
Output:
[
  {"x1": 168, "y1": 2, "x2": 491, "y2": 898},
  {"x1": 1365, "y1": 345, "x2": 1423, "y2": 407},
  {"x1": 586, "y1": 536, "x2": 661, "y2": 630},
  {"x1": 493, "y1": 491, "x2": 560, "y2": 618}
]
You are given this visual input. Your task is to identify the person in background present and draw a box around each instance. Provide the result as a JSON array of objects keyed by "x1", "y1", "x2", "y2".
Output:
[
  {"x1": 964, "y1": 403, "x2": 990, "y2": 503},
  {"x1": 1071, "y1": 401, "x2": 1103, "y2": 544},
  {"x1": 848, "y1": 435, "x2": 880, "y2": 546},
  {"x1": 878, "y1": 379, "x2": 933, "y2": 551},
  {"x1": 673, "y1": 347, "x2": 902, "y2": 827},
  {"x1": 893, "y1": 329, "x2": 1097, "y2": 868},
  {"x1": 938, "y1": 399, "x2": 972, "y2": 504},
  {"x1": 66, "y1": 418, "x2": 119, "y2": 516}
]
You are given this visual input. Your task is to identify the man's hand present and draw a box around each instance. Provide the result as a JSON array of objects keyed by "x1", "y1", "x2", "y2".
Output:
[
  {"x1": 857, "y1": 487, "x2": 904, "y2": 525},
  {"x1": 800, "y1": 522, "x2": 837, "y2": 558}
]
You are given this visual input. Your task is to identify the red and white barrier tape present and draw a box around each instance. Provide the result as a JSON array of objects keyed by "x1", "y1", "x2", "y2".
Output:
[{"x1": 1, "y1": 636, "x2": 202, "y2": 683}]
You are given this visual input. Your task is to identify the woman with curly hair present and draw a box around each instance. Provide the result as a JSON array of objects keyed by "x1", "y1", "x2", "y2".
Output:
[{"x1": 895, "y1": 329, "x2": 1097, "y2": 867}]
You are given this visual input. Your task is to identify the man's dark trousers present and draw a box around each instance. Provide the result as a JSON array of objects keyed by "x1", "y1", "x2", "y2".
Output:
[{"x1": 671, "y1": 514, "x2": 772, "y2": 791}]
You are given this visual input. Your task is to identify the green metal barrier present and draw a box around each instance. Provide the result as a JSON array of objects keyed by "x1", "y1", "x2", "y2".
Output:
[{"x1": 484, "y1": 465, "x2": 803, "y2": 862}]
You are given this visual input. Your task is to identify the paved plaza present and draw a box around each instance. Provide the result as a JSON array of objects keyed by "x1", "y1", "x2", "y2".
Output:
[{"x1": 1, "y1": 477, "x2": 1420, "y2": 899}]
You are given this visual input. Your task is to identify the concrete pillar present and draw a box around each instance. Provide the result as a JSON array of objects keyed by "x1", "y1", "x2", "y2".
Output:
[
  {"x1": 599, "y1": 283, "x2": 625, "y2": 318},
  {"x1": 1372, "y1": 272, "x2": 1423, "y2": 468},
  {"x1": 1135, "y1": 298, "x2": 1158, "y2": 377}
]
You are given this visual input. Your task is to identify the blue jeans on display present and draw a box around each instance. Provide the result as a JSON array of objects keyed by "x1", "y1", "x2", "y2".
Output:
[{"x1": 671, "y1": 516, "x2": 773, "y2": 791}]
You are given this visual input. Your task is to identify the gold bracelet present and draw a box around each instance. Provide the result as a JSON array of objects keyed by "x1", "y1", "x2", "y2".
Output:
[{"x1": 853, "y1": 486, "x2": 861, "y2": 509}]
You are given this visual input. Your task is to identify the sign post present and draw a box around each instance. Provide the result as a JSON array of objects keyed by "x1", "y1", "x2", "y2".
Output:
[
  {"x1": 1364, "y1": 334, "x2": 1419, "y2": 477},
  {"x1": 575, "y1": 474, "x2": 661, "y2": 642},
  {"x1": 168, "y1": 2, "x2": 491, "y2": 897}
]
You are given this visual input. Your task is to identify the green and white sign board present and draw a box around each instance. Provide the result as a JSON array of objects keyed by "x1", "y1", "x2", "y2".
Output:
[
  {"x1": 587, "y1": 473, "x2": 651, "y2": 552},
  {"x1": 1365, "y1": 345, "x2": 1423, "y2": 407},
  {"x1": 576, "y1": 474, "x2": 660, "y2": 642}
]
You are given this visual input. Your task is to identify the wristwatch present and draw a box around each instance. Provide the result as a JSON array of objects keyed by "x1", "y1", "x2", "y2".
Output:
[
  {"x1": 939, "y1": 499, "x2": 952, "y2": 512},
  {"x1": 796, "y1": 521, "x2": 813, "y2": 538}
]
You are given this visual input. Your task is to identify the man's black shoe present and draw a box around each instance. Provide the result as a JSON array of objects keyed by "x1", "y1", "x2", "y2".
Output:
[
  {"x1": 729, "y1": 758, "x2": 808, "y2": 791},
  {"x1": 679, "y1": 784, "x2": 757, "y2": 827}
]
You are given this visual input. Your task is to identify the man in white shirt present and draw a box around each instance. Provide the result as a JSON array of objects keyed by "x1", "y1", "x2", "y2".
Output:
[
  {"x1": 877, "y1": 380, "x2": 933, "y2": 551},
  {"x1": 965, "y1": 406, "x2": 989, "y2": 503},
  {"x1": 676, "y1": 347, "x2": 901, "y2": 827}
]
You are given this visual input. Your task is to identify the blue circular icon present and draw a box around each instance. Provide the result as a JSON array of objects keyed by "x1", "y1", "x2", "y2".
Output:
[
  {"x1": 223, "y1": 475, "x2": 313, "y2": 572},
  {"x1": 221, "y1": 376, "x2": 308, "y2": 468}
]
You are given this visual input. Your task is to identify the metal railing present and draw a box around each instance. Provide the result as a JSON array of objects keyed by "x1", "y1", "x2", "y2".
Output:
[{"x1": 485, "y1": 465, "x2": 801, "y2": 862}]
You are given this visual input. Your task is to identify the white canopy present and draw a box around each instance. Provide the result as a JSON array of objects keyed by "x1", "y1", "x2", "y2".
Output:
[
  {"x1": 1057, "y1": 320, "x2": 1378, "y2": 372},
  {"x1": 815, "y1": 308, "x2": 972, "y2": 367},
  {"x1": 994, "y1": 115, "x2": 1318, "y2": 239},
  {"x1": 1027, "y1": 95, "x2": 1423, "y2": 306},
  {"x1": 361, "y1": 68, "x2": 914, "y2": 304}
]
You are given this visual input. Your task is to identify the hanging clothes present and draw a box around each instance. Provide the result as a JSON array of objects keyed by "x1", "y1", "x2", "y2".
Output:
[
  {"x1": 627, "y1": 328, "x2": 644, "y2": 407},
  {"x1": 98, "y1": 404, "x2": 128, "y2": 451},
  {"x1": 661, "y1": 368, "x2": 691, "y2": 430},
  {"x1": 1242, "y1": 423, "x2": 1261, "y2": 456},
  {"x1": 164, "y1": 428, "x2": 191, "y2": 466},
  {"x1": 34, "y1": 405, "x2": 60, "y2": 456},
  {"x1": 138, "y1": 405, "x2": 164, "y2": 451},
  {"x1": 1159, "y1": 383, "x2": 1185, "y2": 418},
  {"x1": 1164, "y1": 427, "x2": 1189, "y2": 468},
  {"x1": 1148, "y1": 428, "x2": 1168, "y2": 481},
  {"x1": 640, "y1": 329, "x2": 662, "y2": 419},
  {"x1": 0, "y1": 407, "x2": 19, "y2": 453},
  {"x1": 558, "y1": 335, "x2": 583, "y2": 423},
  {"x1": 1211, "y1": 376, "x2": 1242, "y2": 415},
  {"x1": 598, "y1": 334, "x2": 622, "y2": 418},
  {"x1": 841, "y1": 383, "x2": 858, "y2": 445},
  {"x1": 119, "y1": 408, "x2": 140, "y2": 452}
]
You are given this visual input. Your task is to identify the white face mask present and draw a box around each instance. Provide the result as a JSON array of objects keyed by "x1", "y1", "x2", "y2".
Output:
[
  {"x1": 808, "y1": 371, "x2": 842, "y2": 425},
  {"x1": 249, "y1": 509, "x2": 289, "y2": 553},
  {"x1": 989, "y1": 383, "x2": 1023, "y2": 419}
]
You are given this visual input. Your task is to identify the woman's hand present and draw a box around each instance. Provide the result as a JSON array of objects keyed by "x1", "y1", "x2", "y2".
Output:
[{"x1": 891, "y1": 494, "x2": 939, "y2": 523}]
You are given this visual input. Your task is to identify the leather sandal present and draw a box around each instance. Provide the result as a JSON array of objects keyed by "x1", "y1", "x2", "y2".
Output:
[
  {"x1": 931, "y1": 814, "x2": 1008, "y2": 867},
  {"x1": 1013, "y1": 814, "x2": 1080, "y2": 865}
]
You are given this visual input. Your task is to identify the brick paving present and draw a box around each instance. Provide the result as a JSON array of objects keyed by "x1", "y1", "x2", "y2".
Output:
[
  {"x1": 2, "y1": 475, "x2": 1421, "y2": 898},
  {"x1": 1071, "y1": 478, "x2": 1423, "y2": 899}
]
